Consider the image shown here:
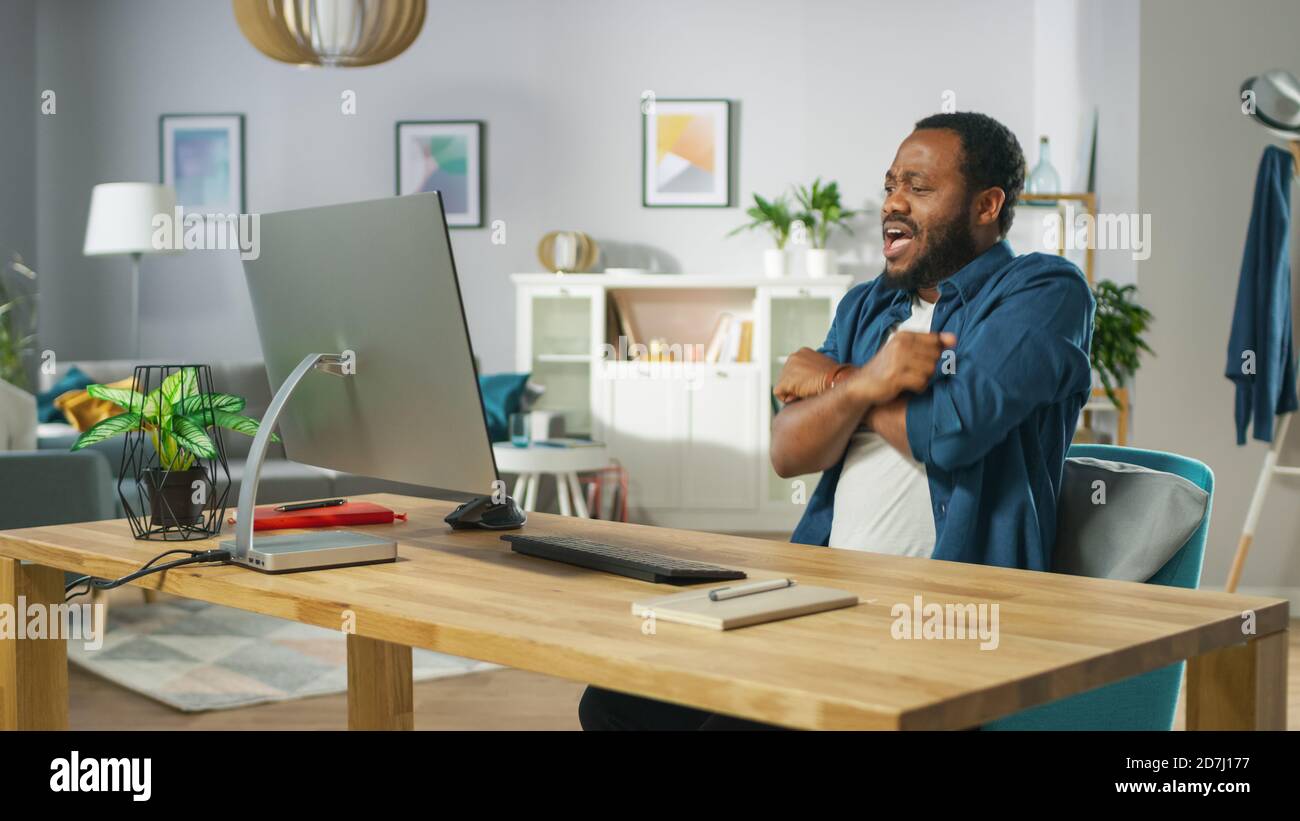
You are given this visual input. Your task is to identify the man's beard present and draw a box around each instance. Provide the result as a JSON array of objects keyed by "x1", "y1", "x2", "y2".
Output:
[{"x1": 880, "y1": 207, "x2": 979, "y2": 293}]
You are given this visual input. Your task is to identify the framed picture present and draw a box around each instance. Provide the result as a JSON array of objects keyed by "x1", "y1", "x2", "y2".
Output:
[
  {"x1": 395, "y1": 120, "x2": 484, "y2": 227},
  {"x1": 159, "y1": 114, "x2": 245, "y2": 214},
  {"x1": 642, "y1": 98, "x2": 732, "y2": 207}
]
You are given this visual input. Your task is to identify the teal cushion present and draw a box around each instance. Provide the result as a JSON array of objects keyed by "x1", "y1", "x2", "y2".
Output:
[
  {"x1": 36, "y1": 366, "x2": 93, "y2": 423},
  {"x1": 478, "y1": 373, "x2": 530, "y2": 442}
]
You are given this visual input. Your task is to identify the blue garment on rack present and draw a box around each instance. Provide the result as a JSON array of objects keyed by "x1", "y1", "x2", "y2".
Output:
[{"x1": 1226, "y1": 146, "x2": 1298, "y2": 444}]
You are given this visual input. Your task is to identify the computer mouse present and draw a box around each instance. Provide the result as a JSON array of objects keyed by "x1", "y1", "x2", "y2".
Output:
[{"x1": 444, "y1": 495, "x2": 528, "y2": 530}]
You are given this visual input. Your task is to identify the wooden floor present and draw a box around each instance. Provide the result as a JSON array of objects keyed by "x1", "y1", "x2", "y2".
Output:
[
  {"x1": 68, "y1": 619, "x2": 1299, "y2": 731},
  {"x1": 70, "y1": 666, "x2": 584, "y2": 730}
]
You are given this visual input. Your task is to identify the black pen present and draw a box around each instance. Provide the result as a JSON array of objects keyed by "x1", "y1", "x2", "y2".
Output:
[{"x1": 275, "y1": 499, "x2": 347, "y2": 512}]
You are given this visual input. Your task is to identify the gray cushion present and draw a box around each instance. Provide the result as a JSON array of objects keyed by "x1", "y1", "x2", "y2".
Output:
[
  {"x1": 0, "y1": 450, "x2": 119, "y2": 528},
  {"x1": 1054, "y1": 457, "x2": 1209, "y2": 582}
]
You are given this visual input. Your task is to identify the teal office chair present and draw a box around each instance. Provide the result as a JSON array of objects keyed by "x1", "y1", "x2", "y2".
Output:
[{"x1": 983, "y1": 444, "x2": 1214, "y2": 730}]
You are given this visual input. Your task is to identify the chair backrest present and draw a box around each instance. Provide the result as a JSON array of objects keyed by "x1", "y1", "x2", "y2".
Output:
[
  {"x1": 1066, "y1": 444, "x2": 1214, "y2": 590},
  {"x1": 983, "y1": 444, "x2": 1215, "y2": 730}
]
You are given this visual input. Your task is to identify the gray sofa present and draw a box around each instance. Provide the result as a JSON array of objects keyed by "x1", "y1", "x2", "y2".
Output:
[{"x1": 11, "y1": 359, "x2": 451, "y2": 527}]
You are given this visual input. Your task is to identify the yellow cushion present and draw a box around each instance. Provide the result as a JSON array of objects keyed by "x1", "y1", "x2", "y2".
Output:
[{"x1": 55, "y1": 376, "x2": 135, "y2": 431}]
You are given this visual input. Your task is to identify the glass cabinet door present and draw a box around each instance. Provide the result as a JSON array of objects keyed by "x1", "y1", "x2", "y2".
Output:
[
  {"x1": 766, "y1": 292, "x2": 837, "y2": 505},
  {"x1": 530, "y1": 293, "x2": 595, "y2": 435}
]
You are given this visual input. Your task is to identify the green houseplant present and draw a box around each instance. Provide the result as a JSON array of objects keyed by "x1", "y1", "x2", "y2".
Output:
[
  {"x1": 1091, "y1": 279, "x2": 1153, "y2": 408},
  {"x1": 0, "y1": 252, "x2": 37, "y2": 391},
  {"x1": 71, "y1": 367, "x2": 276, "y2": 527},
  {"x1": 728, "y1": 193, "x2": 804, "y2": 278},
  {"x1": 793, "y1": 178, "x2": 857, "y2": 277}
]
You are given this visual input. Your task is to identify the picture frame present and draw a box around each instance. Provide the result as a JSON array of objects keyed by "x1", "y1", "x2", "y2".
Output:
[
  {"x1": 641, "y1": 98, "x2": 732, "y2": 208},
  {"x1": 159, "y1": 113, "x2": 246, "y2": 214},
  {"x1": 395, "y1": 120, "x2": 485, "y2": 228}
]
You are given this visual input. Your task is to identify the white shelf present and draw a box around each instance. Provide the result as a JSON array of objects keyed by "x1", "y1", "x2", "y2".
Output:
[
  {"x1": 1083, "y1": 400, "x2": 1122, "y2": 413},
  {"x1": 511, "y1": 273, "x2": 854, "y2": 289}
]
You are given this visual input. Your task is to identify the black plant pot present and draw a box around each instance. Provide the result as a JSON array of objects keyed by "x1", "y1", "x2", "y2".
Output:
[{"x1": 144, "y1": 466, "x2": 208, "y2": 528}]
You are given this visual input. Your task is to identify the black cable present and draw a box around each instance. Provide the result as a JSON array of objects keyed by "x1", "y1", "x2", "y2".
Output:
[
  {"x1": 64, "y1": 548, "x2": 201, "y2": 600},
  {"x1": 64, "y1": 549, "x2": 231, "y2": 602}
]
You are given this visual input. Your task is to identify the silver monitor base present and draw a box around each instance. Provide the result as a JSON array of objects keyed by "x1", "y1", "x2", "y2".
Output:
[{"x1": 220, "y1": 530, "x2": 397, "y2": 574}]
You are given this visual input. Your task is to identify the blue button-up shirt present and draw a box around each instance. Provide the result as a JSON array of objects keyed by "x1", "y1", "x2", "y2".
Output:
[{"x1": 789, "y1": 240, "x2": 1095, "y2": 571}]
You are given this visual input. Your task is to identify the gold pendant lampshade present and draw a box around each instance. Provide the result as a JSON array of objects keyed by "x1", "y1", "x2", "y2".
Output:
[{"x1": 233, "y1": 0, "x2": 426, "y2": 68}]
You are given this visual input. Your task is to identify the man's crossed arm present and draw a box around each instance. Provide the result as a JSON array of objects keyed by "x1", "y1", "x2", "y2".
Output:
[{"x1": 769, "y1": 331, "x2": 954, "y2": 477}]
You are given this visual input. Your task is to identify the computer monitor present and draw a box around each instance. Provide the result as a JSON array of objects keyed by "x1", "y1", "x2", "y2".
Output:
[{"x1": 222, "y1": 192, "x2": 500, "y2": 572}]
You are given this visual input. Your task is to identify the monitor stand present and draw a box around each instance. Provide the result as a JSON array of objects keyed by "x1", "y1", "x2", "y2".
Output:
[{"x1": 220, "y1": 352, "x2": 398, "y2": 573}]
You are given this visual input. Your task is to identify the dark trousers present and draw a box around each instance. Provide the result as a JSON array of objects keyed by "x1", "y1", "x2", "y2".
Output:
[{"x1": 578, "y1": 686, "x2": 783, "y2": 731}]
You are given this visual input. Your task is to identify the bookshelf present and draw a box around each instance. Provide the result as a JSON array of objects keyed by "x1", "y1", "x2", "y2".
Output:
[
  {"x1": 513, "y1": 273, "x2": 851, "y2": 531},
  {"x1": 1020, "y1": 192, "x2": 1129, "y2": 445}
]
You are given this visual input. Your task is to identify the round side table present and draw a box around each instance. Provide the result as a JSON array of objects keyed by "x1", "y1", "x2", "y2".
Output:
[{"x1": 492, "y1": 443, "x2": 610, "y2": 517}]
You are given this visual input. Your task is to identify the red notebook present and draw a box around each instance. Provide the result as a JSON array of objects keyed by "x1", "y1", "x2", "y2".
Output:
[{"x1": 228, "y1": 501, "x2": 407, "y2": 531}]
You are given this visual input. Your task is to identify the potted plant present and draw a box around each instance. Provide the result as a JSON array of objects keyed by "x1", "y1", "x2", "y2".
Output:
[
  {"x1": 794, "y1": 178, "x2": 857, "y2": 278},
  {"x1": 1091, "y1": 279, "x2": 1153, "y2": 407},
  {"x1": 728, "y1": 193, "x2": 800, "y2": 279},
  {"x1": 71, "y1": 367, "x2": 276, "y2": 528}
]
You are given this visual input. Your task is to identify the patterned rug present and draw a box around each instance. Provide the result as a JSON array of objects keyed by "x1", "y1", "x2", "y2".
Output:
[{"x1": 69, "y1": 599, "x2": 499, "y2": 712}]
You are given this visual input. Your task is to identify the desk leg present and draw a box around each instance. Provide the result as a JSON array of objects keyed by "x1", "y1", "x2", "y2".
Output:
[
  {"x1": 1187, "y1": 630, "x2": 1287, "y2": 730},
  {"x1": 346, "y1": 633, "x2": 413, "y2": 730},
  {"x1": 0, "y1": 559, "x2": 69, "y2": 730}
]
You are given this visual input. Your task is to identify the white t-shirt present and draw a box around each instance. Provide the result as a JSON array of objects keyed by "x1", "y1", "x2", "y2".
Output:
[{"x1": 829, "y1": 294, "x2": 938, "y2": 557}]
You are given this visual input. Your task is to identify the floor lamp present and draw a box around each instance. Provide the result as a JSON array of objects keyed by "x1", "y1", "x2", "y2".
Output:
[{"x1": 83, "y1": 183, "x2": 178, "y2": 357}]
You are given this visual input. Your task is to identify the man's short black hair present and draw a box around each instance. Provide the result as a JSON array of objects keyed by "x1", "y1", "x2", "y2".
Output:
[{"x1": 913, "y1": 112, "x2": 1025, "y2": 236}]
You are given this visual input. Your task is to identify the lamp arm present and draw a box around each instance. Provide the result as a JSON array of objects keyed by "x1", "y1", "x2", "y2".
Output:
[{"x1": 231, "y1": 352, "x2": 351, "y2": 558}]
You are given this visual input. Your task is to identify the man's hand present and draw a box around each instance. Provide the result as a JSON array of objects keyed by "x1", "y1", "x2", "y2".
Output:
[
  {"x1": 773, "y1": 347, "x2": 842, "y2": 403},
  {"x1": 847, "y1": 331, "x2": 957, "y2": 406}
]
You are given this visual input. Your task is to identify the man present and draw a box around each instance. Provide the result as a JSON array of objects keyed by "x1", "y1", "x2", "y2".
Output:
[{"x1": 579, "y1": 111, "x2": 1094, "y2": 731}]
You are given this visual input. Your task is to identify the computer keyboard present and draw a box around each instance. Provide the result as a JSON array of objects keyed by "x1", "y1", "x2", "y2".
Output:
[{"x1": 502, "y1": 534, "x2": 747, "y2": 584}]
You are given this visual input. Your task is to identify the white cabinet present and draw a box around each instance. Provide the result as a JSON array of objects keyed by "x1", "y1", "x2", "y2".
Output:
[
  {"x1": 600, "y1": 365, "x2": 683, "y2": 510},
  {"x1": 600, "y1": 364, "x2": 757, "y2": 516},
  {"x1": 513, "y1": 274, "x2": 849, "y2": 532},
  {"x1": 682, "y1": 367, "x2": 757, "y2": 510}
]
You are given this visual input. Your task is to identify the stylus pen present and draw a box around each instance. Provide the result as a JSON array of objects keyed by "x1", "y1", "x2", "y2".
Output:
[
  {"x1": 275, "y1": 499, "x2": 347, "y2": 512},
  {"x1": 708, "y1": 578, "x2": 795, "y2": 602}
]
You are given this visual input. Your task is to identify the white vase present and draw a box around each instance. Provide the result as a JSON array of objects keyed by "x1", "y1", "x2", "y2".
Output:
[
  {"x1": 763, "y1": 248, "x2": 788, "y2": 279},
  {"x1": 806, "y1": 248, "x2": 835, "y2": 278}
]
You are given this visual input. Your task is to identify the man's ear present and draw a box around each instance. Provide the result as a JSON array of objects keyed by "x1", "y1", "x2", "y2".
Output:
[{"x1": 972, "y1": 187, "x2": 1006, "y2": 229}]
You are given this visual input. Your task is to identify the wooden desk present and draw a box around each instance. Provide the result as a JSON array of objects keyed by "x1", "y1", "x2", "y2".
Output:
[{"x1": 0, "y1": 494, "x2": 1288, "y2": 730}]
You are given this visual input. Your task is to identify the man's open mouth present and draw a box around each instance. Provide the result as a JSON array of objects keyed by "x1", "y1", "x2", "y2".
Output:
[{"x1": 883, "y1": 221, "x2": 916, "y2": 260}]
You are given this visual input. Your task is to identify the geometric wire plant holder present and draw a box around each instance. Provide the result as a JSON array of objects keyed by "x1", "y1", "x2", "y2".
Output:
[{"x1": 117, "y1": 364, "x2": 232, "y2": 540}]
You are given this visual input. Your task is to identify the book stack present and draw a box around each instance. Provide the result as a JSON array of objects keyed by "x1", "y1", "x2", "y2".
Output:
[{"x1": 704, "y1": 313, "x2": 753, "y2": 363}]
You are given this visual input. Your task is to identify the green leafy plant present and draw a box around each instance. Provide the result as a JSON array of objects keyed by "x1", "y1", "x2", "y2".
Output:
[
  {"x1": 793, "y1": 177, "x2": 857, "y2": 248},
  {"x1": 0, "y1": 252, "x2": 37, "y2": 391},
  {"x1": 71, "y1": 367, "x2": 278, "y2": 470},
  {"x1": 728, "y1": 193, "x2": 801, "y2": 249},
  {"x1": 1091, "y1": 279, "x2": 1153, "y2": 408}
]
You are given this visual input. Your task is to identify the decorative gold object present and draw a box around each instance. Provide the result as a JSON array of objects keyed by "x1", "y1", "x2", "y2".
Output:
[
  {"x1": 232, "y1": 0, "x2": 426, "y2": 68},
  {"x1": 537, "y1": 231, "x2": 599, "y2": 273}
]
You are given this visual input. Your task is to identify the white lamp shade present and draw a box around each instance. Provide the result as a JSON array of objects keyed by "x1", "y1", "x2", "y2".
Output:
[{"x1": 83, "y1": 182, "x2": 178, "y2": 256}]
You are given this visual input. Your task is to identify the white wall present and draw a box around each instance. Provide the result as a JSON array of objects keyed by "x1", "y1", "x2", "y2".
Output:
[
  {"x1": 32, "y1": 0, "x2": 1051, "y2": 373},
  {"x1": 1138, "y1": 0, "x2": 1300, "y2": 596}
]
